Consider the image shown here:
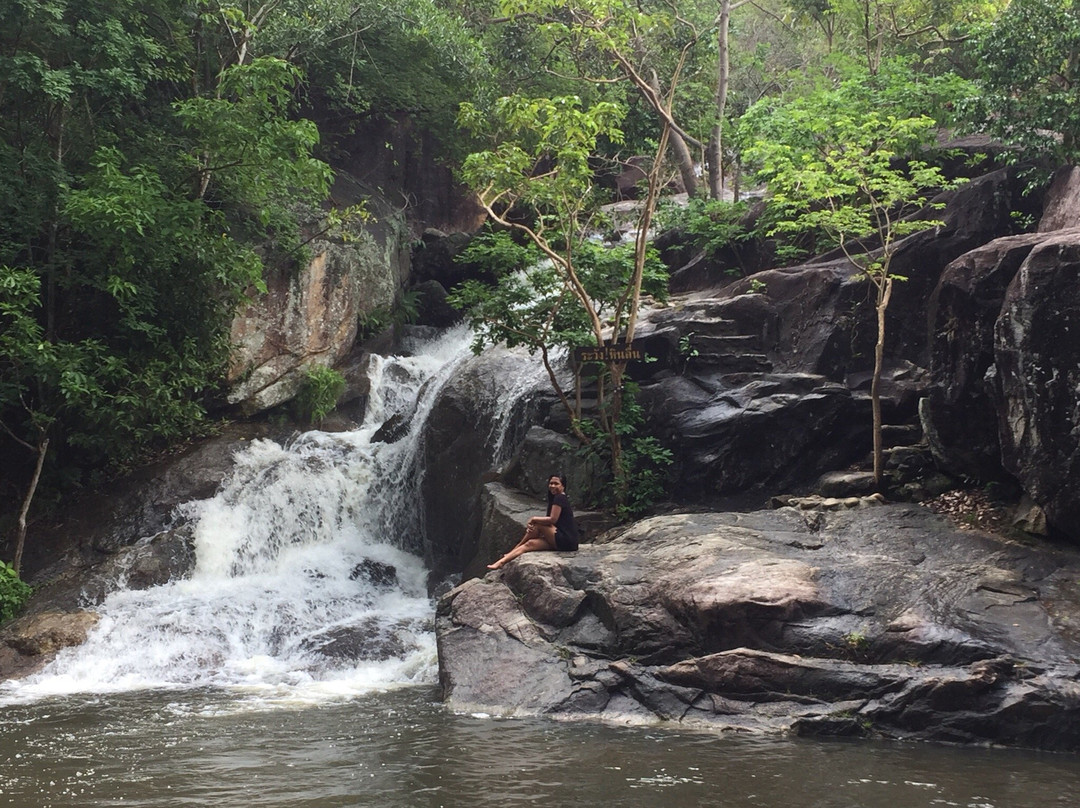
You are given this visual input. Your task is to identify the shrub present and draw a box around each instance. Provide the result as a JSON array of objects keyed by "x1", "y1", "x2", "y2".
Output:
[
  {"x1": 0, "y1": 561, "x2": 32, "y2": 623},
  {"x1": 293, "y1": 365, "x2": 346, "y2": 423}
]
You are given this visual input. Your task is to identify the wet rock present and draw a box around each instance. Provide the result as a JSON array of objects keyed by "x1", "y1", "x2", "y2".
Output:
[
  {"x1": 301, "y1": 616, "x2": 418, "y2": 664},
  {"x1": 20, "y1": 526, "x2": 197, "y2": 620},
  {"x1": 411, "y1": 279, "x2": 462, "y2": 329},
  {"x1": 371, "y1": 412, "x2": 410, "y2": 444},
  {"x1": 0, "y1": 610, "x2": 101, "y2": 680},
  {"x1": 350, "y1": 558, "x2": 398, "y2": 588},
  {"x1": 420, "y1": 348, "x2": 548, "y2": 574},
  {"x1": 437, "y1": 504, "x2": 1080, "y2": 750},
  {"x1": 993, "y1": 228, "x2": 1080, "y2": 535}
]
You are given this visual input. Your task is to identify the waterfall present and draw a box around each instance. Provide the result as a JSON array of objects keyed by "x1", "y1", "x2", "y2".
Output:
[{"x1": 1, "y1": 326, "x2": 538, "y2": 706}]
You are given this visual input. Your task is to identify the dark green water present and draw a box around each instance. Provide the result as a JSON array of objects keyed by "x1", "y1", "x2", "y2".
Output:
[{"x1": 0, "y1": 686, "x2": 1076, "y2": 808}]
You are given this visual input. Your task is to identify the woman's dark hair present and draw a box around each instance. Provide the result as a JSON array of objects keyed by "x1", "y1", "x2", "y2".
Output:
[{"x1": 546, "y1": 473, "x2": 568, "y2": 508}]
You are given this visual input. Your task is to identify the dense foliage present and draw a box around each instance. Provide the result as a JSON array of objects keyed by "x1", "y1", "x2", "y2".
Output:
[
  {"x1": 0, "y1": 559, "x2": 31, "y2": 623},
  {"x1": 1, "y1": 0, "x2": 1069, "y2": 551}
]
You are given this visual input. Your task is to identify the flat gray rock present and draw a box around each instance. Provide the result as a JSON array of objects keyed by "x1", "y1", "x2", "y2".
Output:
[{"x1": 436, "y1": 504, "x2": 1080, "y2": 750}]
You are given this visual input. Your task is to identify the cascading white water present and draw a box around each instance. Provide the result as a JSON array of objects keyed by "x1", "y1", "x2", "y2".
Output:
[{"x1": 1, "y1": 326, "x2": 538, "y2": 707}]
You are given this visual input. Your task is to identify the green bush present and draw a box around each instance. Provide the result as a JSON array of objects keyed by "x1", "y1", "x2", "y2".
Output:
[
  {"x1": 293, "y1": 365, "x2": 346, "y2": 423},
  {"x1": 0, "y1": 561, "x2": 32, "y2": 623},
  {"x1": 664, "y1": 198, "x2": 752, "y2": 262}
]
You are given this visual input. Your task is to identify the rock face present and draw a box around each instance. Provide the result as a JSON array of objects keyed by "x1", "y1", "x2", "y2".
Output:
[
  {"x1": 227, "y1": 222, "x2": 407, "y2": 415},
  {"x1": 640, "y1": 370, "x2": 863, "y2": 502},
  {"x1": 993, "y1": 229, "x2": 1080, "y2": 530},
  {"x1": 420, "y1": 348, "x2": 549, "y2": 574},
  {"x1": 923, "y1": 225, "x2": 1080, "y2": 535},
  {"x1": 437, "y1": 504, "x2": 1080, "y2": 750},
  {"x1": 922, "y1": 233, "x2": 1044, "y2": 480}
]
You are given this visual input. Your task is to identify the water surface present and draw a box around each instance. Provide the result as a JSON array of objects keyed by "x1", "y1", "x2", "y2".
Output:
[{"x1": 1, "y1": 687, "x2": 1076, "y2": 808}]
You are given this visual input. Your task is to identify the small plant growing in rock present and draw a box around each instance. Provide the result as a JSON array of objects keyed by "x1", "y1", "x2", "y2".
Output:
[
  {"x1": 678, "y1": 332, "x2": 699, "y2": 374},
  {"x1": 293, "y1": 365, "x2": 346, "y2": 424},
  {"x1": 0, "y1": 560, "x2": 32, "y2": 624},
  {"x1": 843, "y1": 630, "x2": 871, "y2": 657}
]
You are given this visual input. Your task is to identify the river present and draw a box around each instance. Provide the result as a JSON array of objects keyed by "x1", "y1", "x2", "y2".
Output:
[
  {"x1": 0, "y1": 328, "x2": 1076, "y2": 806},
  {"x1": 1, "y1": 686, "x2": 1077, "y2": 807}
]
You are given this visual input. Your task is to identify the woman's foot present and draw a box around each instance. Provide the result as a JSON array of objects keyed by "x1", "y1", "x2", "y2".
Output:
[{"x1": 486, "y1": 561, "x2": 503, "y2": 570}]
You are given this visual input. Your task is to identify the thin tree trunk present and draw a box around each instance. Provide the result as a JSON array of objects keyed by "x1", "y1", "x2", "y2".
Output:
[
  {"x1": 668, "y1": 125, "x2": 698, "y2": 199},
  {"x1": 646, "y1": 74, "x2": 696, "y2": 198},
  {"x1": 14, "y1": 437, "x2": 48, "y2": 575},
  {"x1": 871, "y1": 277, "x2": 892, "y2": 490},
  {"x1": 707, "y1": 0, "x2": 733, "y2": 200}
]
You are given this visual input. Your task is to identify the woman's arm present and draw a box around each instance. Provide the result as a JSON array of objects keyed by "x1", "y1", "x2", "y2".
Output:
[{"x1": 528, "y1": 504, "x2": 562, "y2": 527}]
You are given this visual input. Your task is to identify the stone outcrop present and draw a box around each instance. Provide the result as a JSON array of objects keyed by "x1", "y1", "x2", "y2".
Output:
[
  {"x1": 0, "y1": 611, "x2": 101, "y2": 679},
  {"x1": 639, "y1": 371, "x2": 863, "y2": 502},
  {"x1": 437, "y1": 504, "x2": 1080, "y2": 750},
  {"x1": 20, "y1": 423, "x2": 272, "y2": 577},
  {"x1": 993, "y1": 229, "x2": 1080, "y2": 530},
  {"x1": 420, "y1": 347, "x2": 550, "y2": 574},
  {"x1": 922, "y1": 225, "x2": 1080, "y2": 535},
  {"x1": 1038, "y1": 165, "x2": 1080, "y2": 232},
  {"x1": 922, "y1": 232, "x2": 1045, "y2": 480},
  {"x1": 227, "y1": 214, "x2": 408, "y2": 415}
]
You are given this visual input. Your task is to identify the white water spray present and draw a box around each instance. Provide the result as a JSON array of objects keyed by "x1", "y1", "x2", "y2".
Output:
[{"x1": 2, "y1": 327, "x2": 540, "y2": 707}]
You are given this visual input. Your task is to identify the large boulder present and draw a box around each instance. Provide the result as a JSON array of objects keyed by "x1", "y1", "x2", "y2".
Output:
[
  {"x1": 420, "y1": 348, "x2": 550, "y2": 575},
  {"x1": 881, "y1": 167, "x2": 1038, "y2": 366},
  {"x1": 993, "y1": 228, "x2": 1080, "y2": 534},
  {"x1": 19, "y1": 423, "x2": 270, "y2": 579},
  {"x1": 226, "y1": 190, "x2": 413, "y2": 416},
  {"x1": 437, "y1": 504, "x2": 1080, "y2": 750},
  {"x1": 922, "y1": 233, "x2": 1045, "y2": 480},
  {"x1": 638, "y1": 371, "x2": 864, "y2": 502},
  {"x1": 468, "y1": 481, "x2": 617, "y2": 580},
  {"x1": 1038, "y1": 164, "x2": 1080, "y2": 231}
]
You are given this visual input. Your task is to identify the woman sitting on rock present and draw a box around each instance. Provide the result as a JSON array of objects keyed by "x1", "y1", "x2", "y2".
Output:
[{"x1": 487, "y1": 474, "x2": 579, "y2": 570}]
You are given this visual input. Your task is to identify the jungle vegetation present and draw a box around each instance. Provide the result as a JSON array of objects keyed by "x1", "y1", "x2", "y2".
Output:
[{"x1": 2, "y1": 0, "x2": 1073, "y2": 563}]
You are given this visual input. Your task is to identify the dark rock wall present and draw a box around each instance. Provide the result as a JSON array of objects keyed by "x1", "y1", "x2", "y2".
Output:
[{"x1": 994, "y1": 230, "x2": 1080, "y2": 529}]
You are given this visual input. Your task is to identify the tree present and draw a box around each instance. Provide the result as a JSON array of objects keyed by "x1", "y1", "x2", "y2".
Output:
[
  {"x1": 493, "y1": 0, "x2": 747, "y2": 200},
  {"x1": 456, "y1": 93, "x2": 671, "y2": 512},
  {"x1": 0, "y1": 1, "x2": 333, "y2": 566},
  {"x1": 963, "y1": 0, "x2": 1080, "y2": 166},
  {"x1": 742, "y1": 72, "x2": 961, "y2": 489}
]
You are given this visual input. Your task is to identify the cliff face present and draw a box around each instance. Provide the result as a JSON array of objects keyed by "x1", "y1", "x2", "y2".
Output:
[{"x1": 222, "y1": 117, "x2": 486, "y2": 417}]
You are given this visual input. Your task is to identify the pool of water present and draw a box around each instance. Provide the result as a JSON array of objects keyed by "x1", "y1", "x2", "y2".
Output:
[{"x1": 1, "y1": 686, "x2": 1075, "y2": 808}]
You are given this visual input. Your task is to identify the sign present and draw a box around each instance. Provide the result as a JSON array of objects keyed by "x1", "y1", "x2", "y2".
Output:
[{"x1": 572, "y1": 344, "x2": 646, "y2": 363}]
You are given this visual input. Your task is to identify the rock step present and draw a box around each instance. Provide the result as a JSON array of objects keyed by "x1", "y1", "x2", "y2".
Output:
[
  {"x1": 691, "y1": 352, "x2": 773, "y2": 373},
  {"x1": 687, "y1": 333, "x2": 762, "y2": 353},
  {"x1": 676, "y1": 316, "x2": 742, "y2": 338}
]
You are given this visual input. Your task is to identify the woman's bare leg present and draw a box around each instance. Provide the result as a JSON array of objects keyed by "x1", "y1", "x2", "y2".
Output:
[{"x1": 488, "y1": 526, "x2": 556, "y2": 569}]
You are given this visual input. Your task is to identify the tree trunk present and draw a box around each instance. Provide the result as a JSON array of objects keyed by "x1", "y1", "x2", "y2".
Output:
[
  {"x1": 707, "y1": 0, "x2": 733, "y2": 200},
  {"x1": 646, "y1": 74, "x2": 697, "y2": 198},
  {"x1": 871, "y1": 277, "x2": 892, "y2": 491},
  {"x1": 14, "y1": 437, "x2": 49, "y2": 575},
  {"x1": 669, "y1": 128, "x2": 698, "y2": 199}
]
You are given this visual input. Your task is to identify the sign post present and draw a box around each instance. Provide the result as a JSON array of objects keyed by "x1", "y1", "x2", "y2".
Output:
[
  {"x1": 572, "y1": 344, "x2": 645, "y2": 363},
  {"x1": 571, "y1": 344, "x2": 648, "y2": 418}
]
